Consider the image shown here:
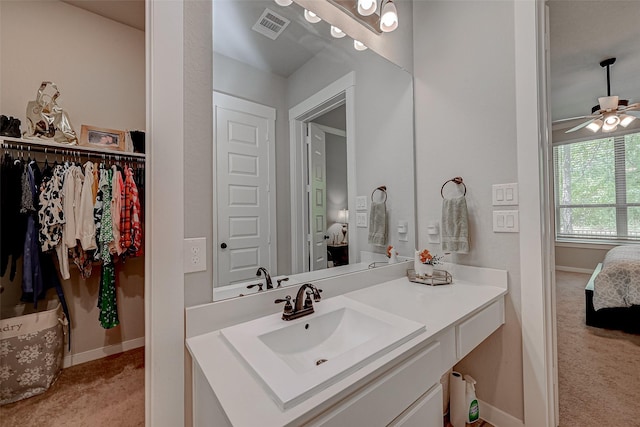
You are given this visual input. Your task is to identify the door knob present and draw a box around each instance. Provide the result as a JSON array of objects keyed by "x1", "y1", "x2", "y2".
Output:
[
  {"x1": 324, "y1": 235, "x2": 330, "y2": 240},
  {"x1": 221, "y1": 242, "x2": 228, "y2": 249}
]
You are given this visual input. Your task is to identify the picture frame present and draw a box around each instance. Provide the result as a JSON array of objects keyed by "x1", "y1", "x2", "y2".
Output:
[{"x1": 79, "y1": 125, "x2": 126, "y2": 151}]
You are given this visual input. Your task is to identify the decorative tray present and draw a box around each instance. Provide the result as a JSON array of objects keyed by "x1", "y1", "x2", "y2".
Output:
[{"x1": 407, "y1": 269, "x2": 452, "y2": 286}]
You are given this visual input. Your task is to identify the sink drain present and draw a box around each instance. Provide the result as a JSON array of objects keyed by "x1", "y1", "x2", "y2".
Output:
[{"x1": 315, "y1": 358, "x2": 328, "y2": 366}]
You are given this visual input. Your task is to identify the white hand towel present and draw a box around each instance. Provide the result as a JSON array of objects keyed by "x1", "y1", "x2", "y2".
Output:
[
  {"x1": 441, "y1": 195, "x2": 469, "y2": 253},
  {"x1": 368, "y1": 201, "x2": 387, "y2": 246}
]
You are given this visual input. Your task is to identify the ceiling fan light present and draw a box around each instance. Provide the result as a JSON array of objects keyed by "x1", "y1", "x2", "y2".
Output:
[
  {"x1": 330, "y1": 25, "x2": 346, "y2": 38},
  {"x1": 274, "y1": 0, "x2": 293, "y2": 6},
  {"x1": 620, "y1": 114, "x2": 636, "y2": 127},
  {"x1": 586, "y1": 119, "x2": 603, "y2": 132},
  {"x1": 598, "y1": 96, "x2": 619, "y2": 111},
  {"x1": 357, "y1": 0, "x2": 377, "y2": 16},
  {"x1": 353, "y1": 40, "x2": 367, "y2": 51},
  {"x1": 603, "y1": 112, "x2": 620, "y2": 127},
  {"x1": 380, "y1": 0, "x2": 398, "y2": 32},
  {"x1": 304, "y1": 9, "x2": 321, "y2": 23}
]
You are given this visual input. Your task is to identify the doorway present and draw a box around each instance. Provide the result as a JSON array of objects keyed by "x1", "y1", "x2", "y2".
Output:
[{"x1": 288, "y1": 73, "x2": 357, "y2": 275}]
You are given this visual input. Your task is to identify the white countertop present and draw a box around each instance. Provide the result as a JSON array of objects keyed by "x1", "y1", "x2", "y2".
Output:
[{"x1": 186, "y1": 272, "x2": 507, "y2": 427}]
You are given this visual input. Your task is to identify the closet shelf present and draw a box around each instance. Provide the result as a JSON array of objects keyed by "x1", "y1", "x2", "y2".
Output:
[{"x1": 1, "y1": 136, "x2": 146, "y2": 158}]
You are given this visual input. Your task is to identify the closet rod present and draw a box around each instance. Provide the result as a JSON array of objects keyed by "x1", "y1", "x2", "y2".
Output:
[{"x1": 1, "y1": 136, "x2": 146, "y2": 159}]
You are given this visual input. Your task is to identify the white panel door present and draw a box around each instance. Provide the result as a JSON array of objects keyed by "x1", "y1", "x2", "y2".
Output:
[
  {"x1": 309, "y1": 123, "x2": 328, "y2": 271},
  {"x1": 215, "y1": 94, "x2": 274, "y2": 285}
]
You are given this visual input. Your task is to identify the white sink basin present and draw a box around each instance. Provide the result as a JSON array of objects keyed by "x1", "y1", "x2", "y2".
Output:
[{"x1": 220, "y1": 295, "x2": 425, "y2": 409}]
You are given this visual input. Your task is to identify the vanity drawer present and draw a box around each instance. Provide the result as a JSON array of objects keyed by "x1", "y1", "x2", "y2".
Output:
[
  {"x1": 388, "y1": 383, "x2": 443, "y2": 427},
  {"x1": 314, "y1": 340, "x2": 442, "y2": 427},
  {"x1": 456, "y1": 298, "x2": 504, "y2": 360}
]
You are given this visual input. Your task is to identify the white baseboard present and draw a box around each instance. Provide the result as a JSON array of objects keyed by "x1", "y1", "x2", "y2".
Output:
[
  {"x1": 478, "y1": 399, "x2": 524, "y2": 427},
  {"x1": 555, "y1": 265, "x2": 593, "y2": 274},
  {"x1": 63, "y1": 336, "x2": 145, "y2": 368}
]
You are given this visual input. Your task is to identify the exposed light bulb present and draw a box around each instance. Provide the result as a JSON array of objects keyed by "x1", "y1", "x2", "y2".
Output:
[
  {"x1": 586, "y1": 119, "x2": 603, "y2": 132},
  {"x1": 330, "y1": 25, "x2": 346, "y2": 38},
  {"x1": 357, "y1": 0, "x2": 377, "y2": 16},
  {"x1": 353, "y1": 40, "x2": 367, "y2": 51},
  {"x1": 274, "y1": 0, "x2": 292, "y2": 6},
  {"x1": 620, "y1": 114, "x2": 637, "y2": 127},
  {"x1": 304, "y1": 9, "x2": 321, "y2": 23},
  {"x1": 380, "y1": 0, "x2": 398, "y2": 32}
]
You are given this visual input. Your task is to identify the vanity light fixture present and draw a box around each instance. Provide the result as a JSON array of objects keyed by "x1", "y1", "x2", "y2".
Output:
[
  {"x1": 274, "y1": 0, "x2": 293, "y2": 6},
  {"x1": 353, "y1": 40, "x2": 368, "y2": 51},
  {"x1": 357, "y1": 0, "x2": 377, "y2": 16},
  {"x1": 330, "y1": 25, "x2": 346, "y2": 38},
  {"x1": 304, "y1": 9, "x2": 321, "y2": 23},
  {"x1": 379, "y1": 0, "x2": 398, "y2": 32}
]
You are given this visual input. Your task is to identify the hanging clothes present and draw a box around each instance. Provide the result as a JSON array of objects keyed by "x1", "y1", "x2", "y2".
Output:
[
  {"x1": 77, "y1": 161, "x2": 97, "y2": 251},
  {"x1": 21, "y1": 162, "x2": 43, "y2": 303},
  {"x1": 1, "y1": 154, "x2": 27, "y2": 280},
  {"x1": 38, "y1": 165, "x2": 65, "y2": 252},
  {"x1": 98, "y1": 168, "x2": 119, "y2": 329}
]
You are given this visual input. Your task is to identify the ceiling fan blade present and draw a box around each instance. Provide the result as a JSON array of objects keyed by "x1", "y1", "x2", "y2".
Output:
[{"x1": 565, "y1": 118, "x2": 598, "y2": 133}]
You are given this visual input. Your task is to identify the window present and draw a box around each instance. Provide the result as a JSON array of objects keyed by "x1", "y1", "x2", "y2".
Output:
[{"x1": 553, "y1": 131, "x2": 640, "y2": 241}]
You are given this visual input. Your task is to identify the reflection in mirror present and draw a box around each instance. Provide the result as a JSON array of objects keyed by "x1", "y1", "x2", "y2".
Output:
[{"x1": 212, "y1": 0, "x2": 415, "y2": 300}]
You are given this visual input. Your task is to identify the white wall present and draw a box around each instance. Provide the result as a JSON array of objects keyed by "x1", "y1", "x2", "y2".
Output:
[
  {"x1": 0, "y1": 0, "x2": 145, "y2": 360},
  {"x1": 413, "y1": 0, "x2": 524, "y2": 421}
]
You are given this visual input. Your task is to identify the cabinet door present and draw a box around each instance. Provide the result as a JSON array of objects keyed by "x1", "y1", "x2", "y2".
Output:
[{"x1": 390, "y1": 384, "x2": 443, "y2": 427}]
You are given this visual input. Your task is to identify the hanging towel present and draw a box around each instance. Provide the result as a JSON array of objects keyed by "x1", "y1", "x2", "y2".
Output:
[
  {"x1": 368, "y1": 201, "x2": 387, "y2": 246},
  {"x1": 441, "y1": 195, "x2": 469, "y2": 253}
]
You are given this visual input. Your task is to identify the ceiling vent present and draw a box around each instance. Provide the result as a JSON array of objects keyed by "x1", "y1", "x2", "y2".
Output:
[{"x1": 252, "y1": 8, "x2": 290, "y2": 40}]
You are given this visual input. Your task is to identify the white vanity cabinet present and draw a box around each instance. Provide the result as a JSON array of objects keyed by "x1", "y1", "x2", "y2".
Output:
[
  {"x1": 187, "y1": 271, "x2": 508, "y2": 427},
  {"x1": 311, "y1": 340, "x2": 445, "y2": 426}
]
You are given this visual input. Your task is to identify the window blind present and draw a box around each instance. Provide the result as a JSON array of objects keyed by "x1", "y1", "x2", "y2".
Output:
[{"x1": 553, "y1": 131, "x2": 640, "y2": 241}]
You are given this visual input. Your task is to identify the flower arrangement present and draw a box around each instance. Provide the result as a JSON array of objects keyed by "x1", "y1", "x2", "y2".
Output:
[
  {"x1": 386, "y1": 245, "x2": 398, "y2": 258},
  {"x1": 419, "y1": 249, "x2": 444, "y2": 265}
]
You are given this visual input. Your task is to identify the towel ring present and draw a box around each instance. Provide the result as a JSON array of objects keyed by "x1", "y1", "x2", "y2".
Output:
[
  {"x1": 371, "y1": 185, "x2": 387, "y2": 203},
  {"x1": 440, "y1": 177, "x2": 466, "y2": 199}
]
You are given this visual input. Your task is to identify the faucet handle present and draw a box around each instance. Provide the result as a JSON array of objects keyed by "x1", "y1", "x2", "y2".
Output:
[
  {"x1": 276, "y1": 277, "x2": 289, "y2": 287},
  {"x1": 275, "y1": 295, "x2": 293, "y2": 315},
  {"x1": 247, "y1": 283, "x2": 263, "y2": 292}
]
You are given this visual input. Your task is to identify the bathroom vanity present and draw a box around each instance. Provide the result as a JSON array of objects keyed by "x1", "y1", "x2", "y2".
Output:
[{"x1": 186, "y1": 264, "x2": 507, "y2": 426}]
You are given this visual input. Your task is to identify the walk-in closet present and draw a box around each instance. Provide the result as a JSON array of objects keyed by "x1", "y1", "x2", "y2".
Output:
[{"x1": 0, "y1": 1, "x2": 146, "y2": 424}]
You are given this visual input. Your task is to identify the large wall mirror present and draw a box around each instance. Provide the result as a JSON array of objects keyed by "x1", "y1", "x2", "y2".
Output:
[{"x1": 212, "y1": 0, "x2": 415, "y2": 300}]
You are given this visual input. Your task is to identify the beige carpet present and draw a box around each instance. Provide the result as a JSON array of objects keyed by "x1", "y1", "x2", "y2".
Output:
[
  {"x1": 555, "y1": 271, "x2": 640, "y2": 427},
  {"x1": 0, "y1": 347, "x2": 144, "y2": 427}
]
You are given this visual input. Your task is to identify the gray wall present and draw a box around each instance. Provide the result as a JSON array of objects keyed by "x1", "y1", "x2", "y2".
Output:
[
  {"x1": 413, "y1": 0, "x2": 523, "y2": 420},
  {"x1": 212, "y1": 52, "x2": 291, "y2": 279},
  {"x1": 324, "y1": 133, "x2": 348, "y2": 224},
  {"x1": 288, "y1": 48, "x2": 416, "y2": 257}
]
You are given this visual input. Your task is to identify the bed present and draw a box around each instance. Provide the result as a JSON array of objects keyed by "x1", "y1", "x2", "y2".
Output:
[{"x1": 585, "y1": 245, "x2": 640, "y2": 334}]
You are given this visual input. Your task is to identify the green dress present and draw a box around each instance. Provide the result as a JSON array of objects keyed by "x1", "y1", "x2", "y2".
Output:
[{"x1": 98, "y1": 168, "x2": 119, "y2": 329}]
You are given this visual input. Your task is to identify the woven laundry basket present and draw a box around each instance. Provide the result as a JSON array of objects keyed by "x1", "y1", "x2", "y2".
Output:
[{"x1": 0, "y1": 301, "x2": 66, "y2": 405}]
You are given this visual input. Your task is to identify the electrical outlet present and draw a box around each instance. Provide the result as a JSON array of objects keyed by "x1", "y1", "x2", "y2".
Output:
[{"x1": 184, "y1": 238, "x2": 206, "y2": 273}]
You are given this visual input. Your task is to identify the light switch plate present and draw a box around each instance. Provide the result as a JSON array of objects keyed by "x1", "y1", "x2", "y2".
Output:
[
  {"x1": 492, "y1": 183, "x2": 519, "y2": 206},
  {"x1": 184, "y1": 237, "x2": 207, "y2": 273},
  {"x1": 356, "y1": 212, "x2": 368, "y2": 227},
  {"x1": 493, "y1": 210, "x2": 519, "y2": 233},
  {"x1": 356, "y1": 196, "x2": 367, "y2": 211}
]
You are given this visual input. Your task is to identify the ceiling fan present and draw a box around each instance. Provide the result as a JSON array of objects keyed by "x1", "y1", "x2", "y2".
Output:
[{"x1": 565, "y1": 57, "x2": 640, "y2": 133}]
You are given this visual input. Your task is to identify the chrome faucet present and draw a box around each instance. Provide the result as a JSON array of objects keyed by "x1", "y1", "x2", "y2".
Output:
[
  {"x1": 275, "y1": 283, "x2": 322, "y2": 321},
  {"x1": 256, "y1": 267, "x2": 273, "y2": 290}
]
